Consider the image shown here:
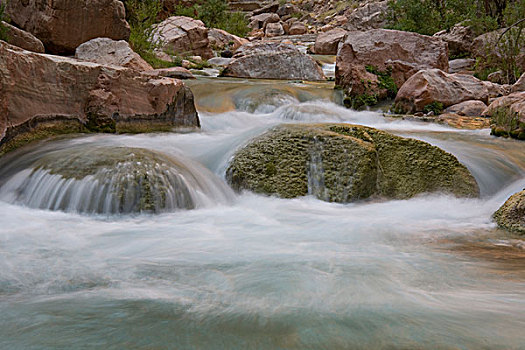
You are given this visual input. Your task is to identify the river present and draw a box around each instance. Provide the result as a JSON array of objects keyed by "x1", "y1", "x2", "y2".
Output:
[{"x1": 0, "y1": 77, "x2": 524, "y2": 349}]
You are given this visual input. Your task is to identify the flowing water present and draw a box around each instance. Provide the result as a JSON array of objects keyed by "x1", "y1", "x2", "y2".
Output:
[{"x1": 0, "y1": 77, "x2": 524, "y2": 349}]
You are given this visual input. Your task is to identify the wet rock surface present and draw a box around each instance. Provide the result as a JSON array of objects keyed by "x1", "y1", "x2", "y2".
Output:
[{"x1": 227, "y1": 123, "x2": 479, "y2": 201}]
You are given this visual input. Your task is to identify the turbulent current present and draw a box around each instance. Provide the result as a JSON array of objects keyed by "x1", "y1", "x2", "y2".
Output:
[{"x1": 0, "y1": 78, "x2": 524, "y2": 349}]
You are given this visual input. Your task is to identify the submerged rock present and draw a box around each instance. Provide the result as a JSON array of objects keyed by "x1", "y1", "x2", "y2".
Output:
[
  {"x1": 221, "y1": 42, "x2": 325, "y2": 81},
  {"x1": 494, "y1": 190, "x2": 525, "y2": 234},
  {"x1": 0, "y1": 146, "x2": 231, "y2": 214},
  {"x1": 226, "y1": 124, "x2": 479, "y2": 201},
  {"x1": 0, "y1": 41, "x2": 199, "y2": 156}
]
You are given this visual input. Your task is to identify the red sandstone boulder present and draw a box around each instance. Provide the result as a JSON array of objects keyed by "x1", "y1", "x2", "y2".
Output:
[
  {"x1": 336, "y1": 29, "x2": 448, "y2": 103},
  {"x1": 313, "y1": 28, "x2": 346, "y2": 55},
  {"x1": 221, "y1": 42, "x2": 325, "y2": 81},
  {"x1": 5, "y1": 0, "x2": 130, "y2": 55},
  {"x1": 75, "y1": 38, "x2": 153, "y2": 71},
  {"x1": 394, "y1": 69, "x2": 505, "y2": 113},
  {"x1": 151, "y1": 16, "x2": 213, "y2": 60},
  {"x1": 0, "y1": 41, "x2": 199, "y2": 154},
  {"x1": 208, "y1": 28, "x2": 249, "y2": 51},
  {"x1": 2, "y1": 21, "x2": 45, "y2": 53}
]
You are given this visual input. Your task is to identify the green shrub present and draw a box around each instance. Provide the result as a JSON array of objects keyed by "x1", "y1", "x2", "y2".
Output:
[
  {"x1": 386, "y1": 0, "x2": 499, "y2": 35},
  {"x1": 365, "y1": 65, "x2": 398, "y2": 99},
  {"x1": 423, "y1": 102, "x2": 444, "y2": 115},
  {"x1": 173, "y1": 0, "x2": 250, "y2": 37},
  {"x1": 0, "y1": 1, "x2": 9, "y2": 42}
]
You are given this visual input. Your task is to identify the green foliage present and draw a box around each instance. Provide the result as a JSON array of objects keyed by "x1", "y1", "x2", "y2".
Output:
[
  {"x1": 365, "y1": 65, "x2": 398, "y2": 99},
  {"x1": 344, "y1": 94, "x2": 379, "y2": 109},
  {"x1": 386, "y1": 0, "x2": 498, "y2": 35},
  {"x1": 490, "y1": 107, "x2": 522, "y2": 138},
  {"x1": 0, "y1": 1, "x2": 9, "y2": 42},
  {"x1": 173, "y1": 0, "x2": 250, "y2": 37},
  {"x1": 423, "y1": 102, "x2": 444, "y2": 115}
]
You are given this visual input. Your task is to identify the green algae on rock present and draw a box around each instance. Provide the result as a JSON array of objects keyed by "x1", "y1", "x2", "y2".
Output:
[
  {"x1": 494, "y1": 189, "x2": 525, "y2": 234},
  {"x1": 24, "y1": 147, "x2": 197, "y2": 214},
  {"x1": 226, "y1": 124, "x2": 479, "y2": 201}
]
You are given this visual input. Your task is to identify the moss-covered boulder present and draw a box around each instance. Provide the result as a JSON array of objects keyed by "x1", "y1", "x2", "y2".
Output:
[
  {"x1": 226, "y1": 124, "x2": 479, "y2": 201},
  {"x1": 6, "y1": 147, "x2": 199, "y2": 214},
  {"x1": 494, "y1": 190, "x2": 525, "y2": 234}
]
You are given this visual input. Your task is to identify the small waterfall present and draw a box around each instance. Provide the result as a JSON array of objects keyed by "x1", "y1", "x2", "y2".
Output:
[
  {"x1": 0, "y1": 146, "x2": 234, "y2": 214},
  {"x1": 307, "y1": 138, "x2": 329, "y2": 201}
]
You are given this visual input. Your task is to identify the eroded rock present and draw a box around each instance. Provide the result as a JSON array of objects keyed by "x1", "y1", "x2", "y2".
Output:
[
  {"x1": 395, "y1": 69, "x2": 502, "y2": 113},
  {"x1": 221, "y1": 42, "x2": 325, "y2": 81},
  {"x1": 0, "y1": 41, "x2": 199, "y2": 155},
  {"x1": 494, "y1": 189, "x2": 525, "y2": 234},
  {"x1": 336, "y1": 29, "x2": 448, "y2": 106},
  {"x1": 313, "y1": 28, "x2": 346, "y2": 55},
  {"x1": 5, "y1": 0, "x2": 130, "y2": 54},
  {"x1": 75, "y1": 38, "x2": 153, "y2": 71},
  {"x1": 227, "y1": 123, "x2": 479, "y2": 201},
  {"x1": 151, "y1": 16, "x2": 213, "y2": 60},
  {"x1": 2, "y1": 21, "x2": 45, "y2": 53}
]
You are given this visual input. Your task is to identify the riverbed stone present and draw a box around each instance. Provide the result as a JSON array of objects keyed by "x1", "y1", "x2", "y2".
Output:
[
  {"x1": 151, "y1": 16, "x2": 213, "y2": 60},
  {"x1": 394, "y1": 69, "x2": 502, "y2": 113},
  {"x1": 221, "y1": 42, "x2": 325, "y2": 81},
  {"x1": 483, "y1": 92, "x2": 525, "y2": 140},
  {"x1": 75, "y1": 38, "x2": 153, "y2": 71},
  {"x1": 336, "y1": 29, "x2": 448, "y2": 107},
  {"x1": 313, "y1": 28, "x2": 346, "y2": 55},
  {"x1": 226, "y1": 123, "x2": 479, "y2": 201},
  {"x1": 494, "y1": 189, "x2": 525, "y2": 234},
  {"x1": 0, "y1": 41, "x2": 199, "y2": 155}
]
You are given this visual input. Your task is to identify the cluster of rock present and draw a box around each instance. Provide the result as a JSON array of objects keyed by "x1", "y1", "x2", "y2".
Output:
[{"x1": 0, "y1": 0, "x2": 201, "y2": 156}]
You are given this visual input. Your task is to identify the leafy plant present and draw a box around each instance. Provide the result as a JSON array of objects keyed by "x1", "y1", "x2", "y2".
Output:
[
  {"x1": 0, "y1": 1, "x2": 9, "y2": 42},
  {"x1": 365, "y1": 65, "x2": 398, "y2": 99},
  {"x1": 173, "y1": 0, "x2": 250, "y2": 37},
  {"x1": 423, "y1": 102, "x2": 444, "y2": 115}
]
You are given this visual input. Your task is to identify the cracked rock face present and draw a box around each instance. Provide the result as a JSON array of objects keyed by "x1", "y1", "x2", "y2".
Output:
[
  {"x1": 0, "y1": 41, "x2": 199, "y2": 155},
  {"x1": 226, "y1": 123, "x2": 479, "y2": 202},
  {"x1": 5, "y1": 0, "x2": 130, "y2": 54},
  {"x1": 221, "y1": 42, "x2": 326, "y2": 81}
]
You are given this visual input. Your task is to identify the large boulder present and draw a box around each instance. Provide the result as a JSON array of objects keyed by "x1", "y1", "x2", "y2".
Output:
[
  {"x1": 226, "y1": 123, "x2": 479, "y2": 201},
  {"x1": 151, "y1": 16, "x2": 213, "y2": 60},
  {"x1": 249, "y1": 13, "x2": 280, "y2": 30},
  {"x1": 289, "y1": 22, "x2": 308, "y2": 35},
  {"x1": 75, "y1": 38, "x2": 153, "y2": 71},
  {"x1": 448, "y1": 58, "x2": 476, "y2": 74},
  {"x1": 5, "y1": 0, "x2": 130, "y2": 55},
  {"x1": 2, "y1": 21, "x2": 45, "y2": 53},
  {"x1": 344, "y1": 0, "x2": 388, "y2": 31},
  {"x1": 0, "y1": 41, "x2": 199, "y2": 155},
  {"x1": 265, "y1": 22, "x2": 285, "y2": 37},
  {"x1": 221, "y1": 42, "x2": 325, "y2": 81},
  {"x1": 313, "y1": 28, "x2": 346, "y2": 55},
  {"x1": 444, "y1": 100, "x2": 488, "y2": 117},
  {"x1": 494, "y1": 189, "x2": 525, "y2": 234},
  {"x1": 483, "y1": 92, "x2": 525, "y2": 140},
  {"x1": 394, "y1": 69, "x2": 504, "y2": 113},
  {"x1": 208, "y1": 28, "x2": 248, "y2": 51},
  {"x1": 434, "y1": 24, "x2": 475, "y2": 57},
  {"x1": 335, "y1": 29, "x2": 448, "y2": 106}
]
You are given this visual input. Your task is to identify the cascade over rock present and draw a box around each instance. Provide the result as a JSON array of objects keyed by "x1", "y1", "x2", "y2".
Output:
[
  {"x1": 0, "y1": 41, "x2": 199, "y2": 155},
  {"x1": 227, "y1": 123, "x2": 479, "y2": 201},
  {"x1": 0, "y1": 146, "x2": 232, "y2": 214}
]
